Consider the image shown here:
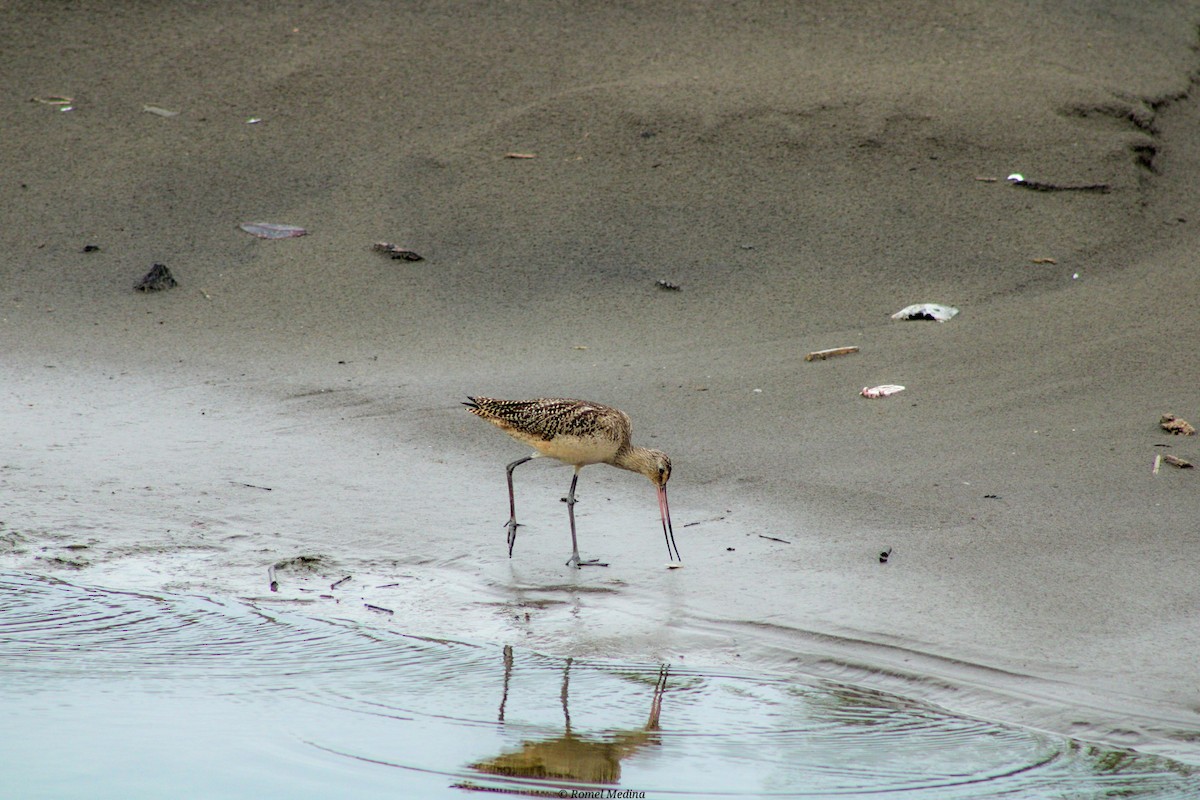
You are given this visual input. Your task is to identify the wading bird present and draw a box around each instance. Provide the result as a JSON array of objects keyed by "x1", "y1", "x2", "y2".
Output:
[{"x1": 465, "y1": 396, "x2": 679, "y2": 568}]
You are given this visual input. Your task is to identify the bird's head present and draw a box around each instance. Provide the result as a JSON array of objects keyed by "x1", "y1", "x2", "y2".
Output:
[
  {"x1": 644, "y1": 450, "x2": 671, "y2": 487},
  {"x1": 617, "y1": 447, "x2": 672, "y2": 487}
]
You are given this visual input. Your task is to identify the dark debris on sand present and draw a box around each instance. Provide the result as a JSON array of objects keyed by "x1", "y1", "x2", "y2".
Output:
[{"x1": 134, "y1": 263, "x2": 178, "y2": 292}]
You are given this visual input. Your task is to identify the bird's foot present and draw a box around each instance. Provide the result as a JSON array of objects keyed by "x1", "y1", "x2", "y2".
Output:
[
  {"x1": 505, "y1": 519, "x2": 520, "y2": 557},
  {"x1": 566, "y1": 555, "x2": 609, "y2": 569}
]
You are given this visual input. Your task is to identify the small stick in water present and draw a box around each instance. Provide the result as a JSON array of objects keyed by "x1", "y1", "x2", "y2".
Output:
[{"x1": 364, "y1": 604, "x2": 394, "y2": 615}]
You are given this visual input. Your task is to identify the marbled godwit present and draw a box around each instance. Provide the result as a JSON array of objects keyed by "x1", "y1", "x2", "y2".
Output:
[
  {"x1": 472, "y1": 654, "x2": 669, "y2": 783},
  {"x1": 464, "y1": 397, "x2": 679, "y2": 568}
]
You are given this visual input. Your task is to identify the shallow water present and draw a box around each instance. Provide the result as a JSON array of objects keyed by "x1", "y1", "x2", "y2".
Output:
[{"x1": 1, "y1": 571, "x2": 1193, "y2": 799}]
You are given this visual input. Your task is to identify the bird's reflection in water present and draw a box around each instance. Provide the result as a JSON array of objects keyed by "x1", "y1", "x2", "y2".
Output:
[{"x1": 470, "y1": 646, "x2": 668, "y2": 785}]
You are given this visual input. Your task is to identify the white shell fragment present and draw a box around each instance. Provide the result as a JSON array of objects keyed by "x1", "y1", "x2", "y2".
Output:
[
  {"x1": 861, "y1": 384, "x2": 906, "y2": 398},
  {"x1": 1007, "y1": 173, "x2": 1025, "y2": 182},
  {"x1": 239, "y1": 222, "x2": 308, "y2": 239},
  {"x1": 805, "y1": 345, "x2": 859, "y2": 362},
  {"x1": 142, "y1": 105, "x2": 179, "y2": 118},
  {"x1": 891, "y1": 303, "x2": 959, "y2": 322}
]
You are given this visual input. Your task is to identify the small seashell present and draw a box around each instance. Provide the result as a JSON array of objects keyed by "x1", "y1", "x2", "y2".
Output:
[
  {"x1": 239, "y1": 222, "x2": 307, "y2": 239},
  {"x1": 656, "y1": 279, "x2": 681, "y2": 291},
  {"x1": 891, "y1": 303, "x2": 959, "y2": 322},
  {"x1": 1007, "y1": 173, "x2": 1025, "y2": 183},
  {"x1": 861, "y1": 384, "x2": 905, "y2": 398}
]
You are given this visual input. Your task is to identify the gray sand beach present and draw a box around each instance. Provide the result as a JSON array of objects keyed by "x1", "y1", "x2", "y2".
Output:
[{"x1": 3, "y1": 0, "x2": 1200, "y2": 774}]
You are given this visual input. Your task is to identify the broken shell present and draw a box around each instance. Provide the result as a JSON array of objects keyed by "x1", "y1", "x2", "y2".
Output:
[
  {"x1": 891, "y1": 303, "x2": 959, "y2": 322},
  {"x1": 861, "y1": 384, "x2": 905, "y2": 398},
  {"x1": 1160, "y1": 414, "x2": 1196, "y2": 436},
  {"x1": 239, "y1": 222, "x2": 307, "y2": 239},
  {"x1": 805, "y1": 346, "x2": 859, "y2": 361}
]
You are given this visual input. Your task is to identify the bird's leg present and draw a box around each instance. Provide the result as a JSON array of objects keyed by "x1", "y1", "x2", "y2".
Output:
[
  {"x1": 563, "y1": 470, "x2": 608, "y2": 568},
  {"x1": 504, "y1": 455, "x2": 534, "y2": 557}
]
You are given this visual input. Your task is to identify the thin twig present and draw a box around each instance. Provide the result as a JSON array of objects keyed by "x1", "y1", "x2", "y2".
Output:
[{"x1": 1010, "y1": 178, "x2": 1110, "y2": 193}]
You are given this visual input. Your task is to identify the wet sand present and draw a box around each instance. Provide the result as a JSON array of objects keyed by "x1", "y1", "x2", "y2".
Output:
[{"x1": 3, "y1": 0, "x2": 1200, "y2": 765}]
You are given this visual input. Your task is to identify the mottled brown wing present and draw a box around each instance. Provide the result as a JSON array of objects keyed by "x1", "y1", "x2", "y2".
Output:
[{"x1": 466, "y1": 397, "x2": 629, "y2": 444}]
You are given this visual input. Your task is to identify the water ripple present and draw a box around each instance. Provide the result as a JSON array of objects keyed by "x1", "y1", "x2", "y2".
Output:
[
  {"x1": 0, "y1": 572, "x2": 474, "y2": 689},
  {"x1": 0, "y1": 572, "x2": 1194, "y2": 799}
]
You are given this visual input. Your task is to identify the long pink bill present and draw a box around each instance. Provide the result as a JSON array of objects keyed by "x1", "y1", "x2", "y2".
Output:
[{"x1": 658, "y1": 485, "x2": 681, "y2": 562}]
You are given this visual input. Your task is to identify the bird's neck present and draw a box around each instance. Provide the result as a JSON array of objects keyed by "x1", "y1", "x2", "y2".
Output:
[{"x1": 614, "y1": 446, "x2": 656, "y2": 478}]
